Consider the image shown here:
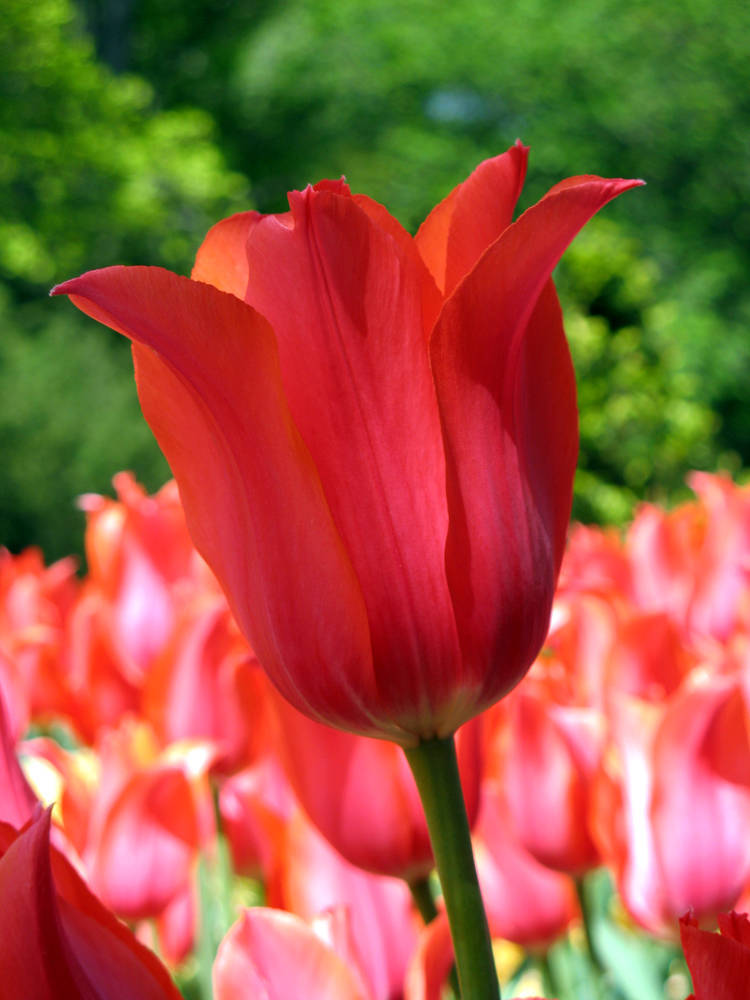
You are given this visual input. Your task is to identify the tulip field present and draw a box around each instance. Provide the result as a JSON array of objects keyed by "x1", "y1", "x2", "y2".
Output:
[
  {"x1": 3, "y1": 128, "x2": 750, "y2": 997},
  {"x1": 4, "y1": 466, "x2": 750, "y2": 997},
  {"x1": 5, "y1": 0, "x2": 750, "y2": 994}
]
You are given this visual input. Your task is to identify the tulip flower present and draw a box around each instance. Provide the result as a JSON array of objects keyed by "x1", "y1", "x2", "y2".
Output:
[
  {"x1": 219, "y1": 753, "x2": 295, "y2": 883},
  {"x1": 53, "y1": 146, "x2": 640, "y2": 745},
  {"x1": 74, "y1": 719, "x2": 215, "y2": 935},
  {"x1": 214, "y1": 907, "x2": 370, "y2": 1000},
  {"x1": 143, "y1": 593, "x2": 264, "y2": 772},
  {"x1": 0, "y1": 809, "x2": 181, "y2": 999},
  {"x1": 54, "y1": 145, "x2": 641, "y2": 998},
  {"x1": 593, "y1": 676, "x2": 750, "y2": 936},
  {"x1": 473, "y1": 778, "x2": 579, "y2": 947},
  {"x1": 627, "y1": 473, "x2": 750, "y2": 643},
  {"x1": 272, "y1": 807, "x2": 419, "y2": 1000},
  {"x1": 492, "y1": 687, "x2": 603, "y2": 875},
  {"x1": 269, "y1": 688, "x2": 483, "y2": 881},
  {"x1": 0, "y1": 547, "x2": 77, "y2": 736},
  {"x1": 78, "y1": 472, "x2": 197, "y2": 681},
  {"x1": 679, "y1": 911, "x2": 750, "y2": 1000}
]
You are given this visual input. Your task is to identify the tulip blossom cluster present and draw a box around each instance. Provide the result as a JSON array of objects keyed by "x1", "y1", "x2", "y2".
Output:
[
  {"x1": 2, "y1": 470, "x2": 750, "y2": 996},
  {"x1": 1, "y1": 145, "x2": 741, "y2": 996},
  {"x1": 0, "y1": 472, "x2": 542, "y2": 997}
]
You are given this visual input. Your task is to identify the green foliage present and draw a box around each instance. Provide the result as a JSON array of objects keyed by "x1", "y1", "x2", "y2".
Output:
[
  {"x1": 555, "y1": 220, "x2": 723, "y2": 524},
  {"x1": 0, "y1": 292, "x2": 170, "y2": 560},
  {"x1": 0, "y1": 0, "x2": 249, "y2": 559},
  {"x1": 0, "y1": 0, "x2": 248, "y2": 290}
]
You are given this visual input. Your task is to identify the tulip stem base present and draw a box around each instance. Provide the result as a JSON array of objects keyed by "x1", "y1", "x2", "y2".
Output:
[{"x1": 405, "y1": 734, "x2": 500, "y2": 1000}]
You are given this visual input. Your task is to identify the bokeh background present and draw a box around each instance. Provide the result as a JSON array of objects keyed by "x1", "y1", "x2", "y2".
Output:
[{"x1": 3, "y1": 0, "x2": 749, "y2": 561}]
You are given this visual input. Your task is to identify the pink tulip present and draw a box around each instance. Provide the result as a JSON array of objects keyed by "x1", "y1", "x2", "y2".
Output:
[
  {"x1": 473, "y1": 779, "x2": 578, "y2": 947},
  {"x1": 213, "y1": 907, "x2": 370, "y2": 1000},
  {"x1": 593, "y1": 676, "x2": 750, "y2": 935},
  {"x1": 272, "y1": 807, "x2": 419, "y2": 1000}
]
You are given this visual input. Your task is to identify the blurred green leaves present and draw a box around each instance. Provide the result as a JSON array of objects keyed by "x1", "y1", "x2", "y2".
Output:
[
  {"x1": 556, "y1": 219, "x2": 720, "y2": 523},
  {"x1": 0, "y1": 0, "x2": 249, "y2": 559},
  {"x1": 1, "y1": 0, "x2": 248, "y2": 289},
  {"x1": 3, "y1": 0, "x2": 749, "y2": 558}
]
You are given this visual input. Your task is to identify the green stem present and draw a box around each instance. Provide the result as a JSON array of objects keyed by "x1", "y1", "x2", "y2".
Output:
[
  {"x1": 575, "y1": 875, "x2": 605, "y2": 975},
  {"x1": 410, "y1": 875, "x2": 440, "y2": 925},
  {"x1": 405, "y1": 735, "x2": 500, "y2": 1000},
  {"x1": 537, "y1": 951, "x2": 558, "y2": 998}
]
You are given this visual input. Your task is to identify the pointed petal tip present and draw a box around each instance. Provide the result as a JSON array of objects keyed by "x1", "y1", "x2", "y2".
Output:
[{"x1": 50, "y1": 269, "x2": 117, "y2": 298}]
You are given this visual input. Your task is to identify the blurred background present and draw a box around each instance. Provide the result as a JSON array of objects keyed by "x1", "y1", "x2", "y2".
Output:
[{"x1": 3, "y1": 0, "x2": 749, "y2": 562}]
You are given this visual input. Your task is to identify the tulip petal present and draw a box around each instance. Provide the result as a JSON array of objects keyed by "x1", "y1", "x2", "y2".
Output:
[
  {"x1": 431, "y1": 176, "x2": 642, "y2": 713},
  {"x1": 474, "y1": 780, "x2": 578, "y2": 947},
  {"x1": 0, "y1": 810, "x2": 181, "y2": 1000},
  {"x1": 214, "y1": 908, "x2": 369, "y2": 1000},
  {"x1": 277, "y1": 809, "x2": 419, "y2": 1000},
  {"x1": 503, "y1": 692, "x2": 600, "y2": 874},
  {"x1": 680, "y1": 912, "x2": 750, "y2": 999},
  {"x1": 415, "y1": 140, "x2": 529, "y2": 296},
  {"x1": 0, "y1": 811, "x2": 78, "y2": 998},
  {"x1": 87, "y1": 766, "x2": 198, "y2": 920},
  {"x1": 244, "y1": 186, "x2": 462, "y2": 734},
  {"x1": 651, "y1": 679, "x2": 750, "y2": 919},
  {"x1": 52, "y1": 267, "x2": 386, "y2": 737},
  {"x1": 191, "y1": 210, "x2": 260, "y2": 298},
  {"x1": 270, "y1": 688, "x2": 433, "y2": 880},
  {"x1": 0, "y1": 688, "x2": 38, "y2": 828},
  {"x1": 404, "y1": 912, "x2": 454, "y2": 1000}
]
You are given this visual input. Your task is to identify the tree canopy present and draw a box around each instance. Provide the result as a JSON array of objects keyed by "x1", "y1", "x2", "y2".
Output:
[{"x1": 3, "y1": 0, "x2": 749, "y2": 557}]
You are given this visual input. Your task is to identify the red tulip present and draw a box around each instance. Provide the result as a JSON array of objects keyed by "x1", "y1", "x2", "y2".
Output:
[
  {"x1": 143, "y1": 593, "x2": 265, "y2": 771},
  {"x1": 82, "y1": 722, "x2": 214, "y2": 924},
  {"x1": 79, "y1": 472, "x2": 197, "y2": 681},
  {"x1": 54, "y1": 148, "x2": 641, "y2": 743},
  {"x1": 679, "y1": 910, "x2": 750, "y2": 1000},
  {"x1": 0, "y1": 808, "x2": 181, "y2": 999},
  {"x1": 627, "y1": 473, "x2": 750, "y2": 643},
  {"x1": 269, "y1": 688, "x2": 483, "y2": 880},
  {"x1": 219, "y1": 753, "x2": 295, "y2": 882}
]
